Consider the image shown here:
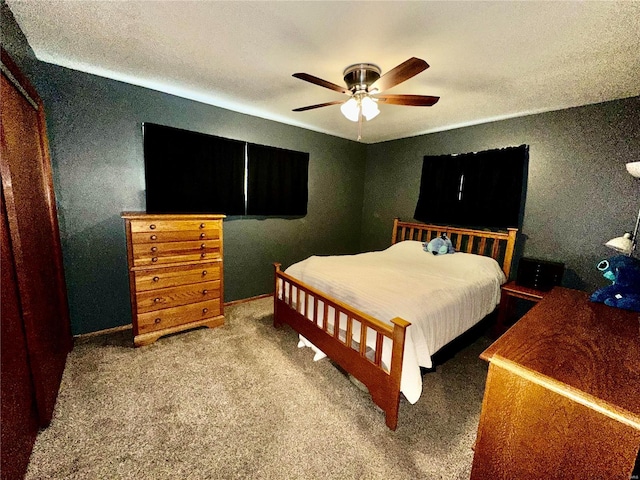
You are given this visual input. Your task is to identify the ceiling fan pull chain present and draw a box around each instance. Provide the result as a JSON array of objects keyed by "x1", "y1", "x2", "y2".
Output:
[{"x1": 358, "y1": 108, "x2": 363, "y2": 141}]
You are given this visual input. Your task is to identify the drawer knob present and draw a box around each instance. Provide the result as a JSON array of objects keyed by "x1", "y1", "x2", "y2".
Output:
[
  {"x1": 154, "y1": 297, "x2": 161, "y2": 303},
  {"x1": 154, "y1": 318, "x2": 161, "y2": 324},
  {"x1": 202, "y1": 308, "x2": 208, "y2": 314},
  {"x1": 150, "y1": 224, "x2": 156, "y2": 230},
  {"x1": 151, "y1": 246, "x2": 158, "y2": 252},
  {"x1": 200, "y1": 233, "x2": 206, "y2": 239},
  {"x1": 200, "y1": 243, "x2": 206, "y2": 249},
  {"x1": 203, "y1": 290, "x2": 208, "y2": 295},
  {"x1": 152, "y1": 276, "x2": 160, "y2": 282},
  {"x1": 202, "y1": 270, "x2": 207, "y2": 276},
  {"x1": 150, "y1": 234, "x2": 157, "y2": 241},
  {"x1": 200, "y1": 223, "x2": 206, "y2": 229},
  {"x1": 152, "y1": 257, "x2": 158, "y2": 263},
  {"x1": 200, "y1": 253, "x2": 206, "y2": 258}
]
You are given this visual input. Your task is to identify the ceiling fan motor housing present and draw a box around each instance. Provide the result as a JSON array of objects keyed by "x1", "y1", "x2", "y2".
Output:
[{"x1": 343, "y1": 63, "x2": 381, "y2": 92}]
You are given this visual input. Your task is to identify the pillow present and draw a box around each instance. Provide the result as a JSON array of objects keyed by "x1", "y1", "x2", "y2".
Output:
[{"x1": 423, "y1": 234, "x2": 455, "y2": 255}]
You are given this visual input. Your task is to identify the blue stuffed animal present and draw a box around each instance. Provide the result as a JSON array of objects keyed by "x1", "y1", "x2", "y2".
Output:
[
  {"x1": 590, "y1": 254, "x2": 640, "y2": 312},
  {"x1": 424, "y1": 234, "x2": 455, "y2": 255}
]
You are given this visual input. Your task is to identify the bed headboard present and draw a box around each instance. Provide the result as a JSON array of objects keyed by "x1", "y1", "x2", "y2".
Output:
[{"x1": 391, "y1": 218, "x2": 518, "y2": 278}]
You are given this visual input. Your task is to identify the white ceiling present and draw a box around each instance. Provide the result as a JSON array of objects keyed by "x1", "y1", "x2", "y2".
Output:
[{"x1": 7, "y1": 1, "x2": 640, "y2": 144}]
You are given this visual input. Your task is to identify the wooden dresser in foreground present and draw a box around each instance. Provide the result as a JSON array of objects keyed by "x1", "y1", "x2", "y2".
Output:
[
  {"x1": 471, "y1": 287, "x2": 640, "y2": 479},
  {"x1": 122, "y1": 213, "x2": 225, "y2": 346}
]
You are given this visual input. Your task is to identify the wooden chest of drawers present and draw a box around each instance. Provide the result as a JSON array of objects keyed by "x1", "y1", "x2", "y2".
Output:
[
  {"x1": 122, "y1": 212, "x2": 225, "y2": 346},
  {"x1": 471, "y1": 288, "x2": 640, "y2": 479}
]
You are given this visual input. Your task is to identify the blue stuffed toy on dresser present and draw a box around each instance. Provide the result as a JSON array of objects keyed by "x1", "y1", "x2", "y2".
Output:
[{"x1": 589, "y1": 254, "x2": 640, "y2": 312}]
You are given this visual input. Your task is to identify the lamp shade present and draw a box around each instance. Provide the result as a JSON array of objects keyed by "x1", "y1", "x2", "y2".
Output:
[
  {"x1": 360, "y1": 96, "x2": 380, "y2": 121},
  {"x1": 340, "y1": 98, "x2": 359, "y2": 122},
  {"x1": 626, "y1": 161, "x2": 640, "y2": 178},
  {"x1": 605, "y1": 232, "x2": 634, "y2": 255}
]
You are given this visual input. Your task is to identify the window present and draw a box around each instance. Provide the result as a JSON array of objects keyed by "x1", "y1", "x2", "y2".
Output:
[
  {"x1": 246, "y1": 144, "x2": 309, "y2": 216},
  {"x1": 143, "y1": 123, "x2": 245, "y2": 214},
  {"x1": 414, "y1": 145, "x2": 528, "y2": 228},
  {"x1": 143, "y1": 123, "x2": 309, "y2": 216}
]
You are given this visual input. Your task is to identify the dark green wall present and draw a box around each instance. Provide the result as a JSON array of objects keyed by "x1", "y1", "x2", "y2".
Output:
[
  {"x1": 361, "y1": 97, "x2": 640, "y2": 292},
  {"x1": 36, "y1": 65, "x2": 367, "y2": 335}
]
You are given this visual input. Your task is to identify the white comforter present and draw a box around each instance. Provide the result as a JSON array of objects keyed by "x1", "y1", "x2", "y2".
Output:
[{"x1": 284, "y1": 240, "x2": 506, "y2": 404}]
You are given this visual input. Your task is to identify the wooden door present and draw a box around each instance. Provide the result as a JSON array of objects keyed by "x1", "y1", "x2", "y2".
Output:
[
  {"x1": 0, "y1": 48, "x2": 72, "y2": 433},
  {"x1": 1, "y1": 185, "x2": 40, "y2": 480}
]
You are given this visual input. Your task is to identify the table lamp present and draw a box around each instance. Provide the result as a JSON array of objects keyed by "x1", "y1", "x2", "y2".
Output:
[{"x1": 605, "y1": 161, "x2": 640, "y2": 256}]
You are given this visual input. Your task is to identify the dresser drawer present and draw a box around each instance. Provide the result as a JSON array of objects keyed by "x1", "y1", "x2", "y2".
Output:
[
  {"x1": 129, "y1": 219, "x2": 221, "y2": 234},
  {"x1": 132, "y1": 239, "x2": 221, "y2": 266},
  {"x1": 134, "y1": 262, "x2": 221, "y2": 291},
  {"x1": 136, "y1": 280, "x2": 221, "y2": 313},
  {"x1": 132, "y1": 228, "x2": 220, "y2": 244},
  {"x1": 137, "y1": 298, "x2": 222, "y2": 334}
]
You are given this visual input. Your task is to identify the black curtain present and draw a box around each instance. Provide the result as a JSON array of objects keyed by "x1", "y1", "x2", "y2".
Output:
[
  {"x1": 414, "y1": 153, "x2": 467, "y2": 225},
  {"x1": 143, "y1": 123, "x2": 245, "y2": 214},
  {"x1": 415, "y1": 145, "x2": 528, "y2": 228},
  {"x1": 246, "y1": 144, "x2": 309, "y2": 216}
]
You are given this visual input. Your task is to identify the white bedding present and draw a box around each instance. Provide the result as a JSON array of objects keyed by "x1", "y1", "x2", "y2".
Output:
[{"x1": 284, "y1": 240, "x2": 506, "y2": 404}]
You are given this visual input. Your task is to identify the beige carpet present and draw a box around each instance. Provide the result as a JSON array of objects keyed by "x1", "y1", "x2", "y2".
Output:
[{"x1": 26, "y1": 297, "x2": 492, "y2": 479}]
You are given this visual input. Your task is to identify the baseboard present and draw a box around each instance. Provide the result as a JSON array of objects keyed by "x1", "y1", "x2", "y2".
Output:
[
  {"x1": 74, "y1": 293, "x2": 274, "y2": 339},
  {"x1": 73, "y1": 323, "x2": 132, "y2": 339},
  {"x1": 224, "y1": 293, "x2": 272, "y2": 307}
]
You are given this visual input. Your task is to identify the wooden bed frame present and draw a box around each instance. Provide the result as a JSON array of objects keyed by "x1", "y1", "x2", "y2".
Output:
[{"x1": 273, "y1": 219, "x2": 518, "y2": 430}]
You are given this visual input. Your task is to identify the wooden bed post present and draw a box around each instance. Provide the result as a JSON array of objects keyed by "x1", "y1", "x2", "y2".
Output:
[
  {"x1": 391, "y1": 218, "x2": 400, "y2": 245},
  {"x1": 503, "y1": 229, "x2": 518, "y2": 279},
  {"x1": 273, "y1": 263, "x2": 282, "y2": 327},
  {"x1": 385, "y1": 316, "x2": 410, "y2": 430}
]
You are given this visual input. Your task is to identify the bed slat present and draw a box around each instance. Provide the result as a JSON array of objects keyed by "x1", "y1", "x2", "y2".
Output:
[
  {"x1": 455, "y1": 234, "x2": 462, "y2": 251},
  {"x1": 375, "y1": 333, "x2": 383, "y2": 366},
  {"x1": 313, "y1": 295, "x2": 318, "y2": 327},
  {"x1": 323, "y1": 301, "x2": 328, "y2": 331},
  {"x1": 465, "y1": 235, "x2": 474, "y2": 253},
  {"x1": 491, "y1": 238, "x2": 500, "y2": 258}
]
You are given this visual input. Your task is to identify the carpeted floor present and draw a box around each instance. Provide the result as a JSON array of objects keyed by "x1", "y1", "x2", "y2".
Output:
[{"x1": 26, "y1": 297, "x2": 492, "y2": 479}]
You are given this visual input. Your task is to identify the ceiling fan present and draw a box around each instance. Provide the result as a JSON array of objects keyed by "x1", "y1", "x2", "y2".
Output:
[{"x1": 292, "y1": 57, "x2": 439, "y2": 141}]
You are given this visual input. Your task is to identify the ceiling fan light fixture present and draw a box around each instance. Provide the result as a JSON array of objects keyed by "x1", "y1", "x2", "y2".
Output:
[
  {"x1": 361, "y1": 95, "x2": 380, "y2": 121},
  {"x1": 340, "y1": 97, "x2": 360, "y2": 122}
]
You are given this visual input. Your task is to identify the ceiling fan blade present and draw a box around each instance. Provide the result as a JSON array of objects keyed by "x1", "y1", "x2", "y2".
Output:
[
  {"x1": 292, "y1": 73, "x2": 350, "y2": 95},
  {"x1": 375, "y1": 94, "x2": 440, "y2": 106},
  {"x1": 292, "y1": 100, "x2": 345, "y2": 112},
  {"x1": 369, "y1": 57, "x2": 429, "y2": 93}
]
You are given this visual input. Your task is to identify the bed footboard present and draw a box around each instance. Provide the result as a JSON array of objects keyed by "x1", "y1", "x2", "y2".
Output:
[{"x1": 273, "y1": 263, "x2": 410, "y2": 430}]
